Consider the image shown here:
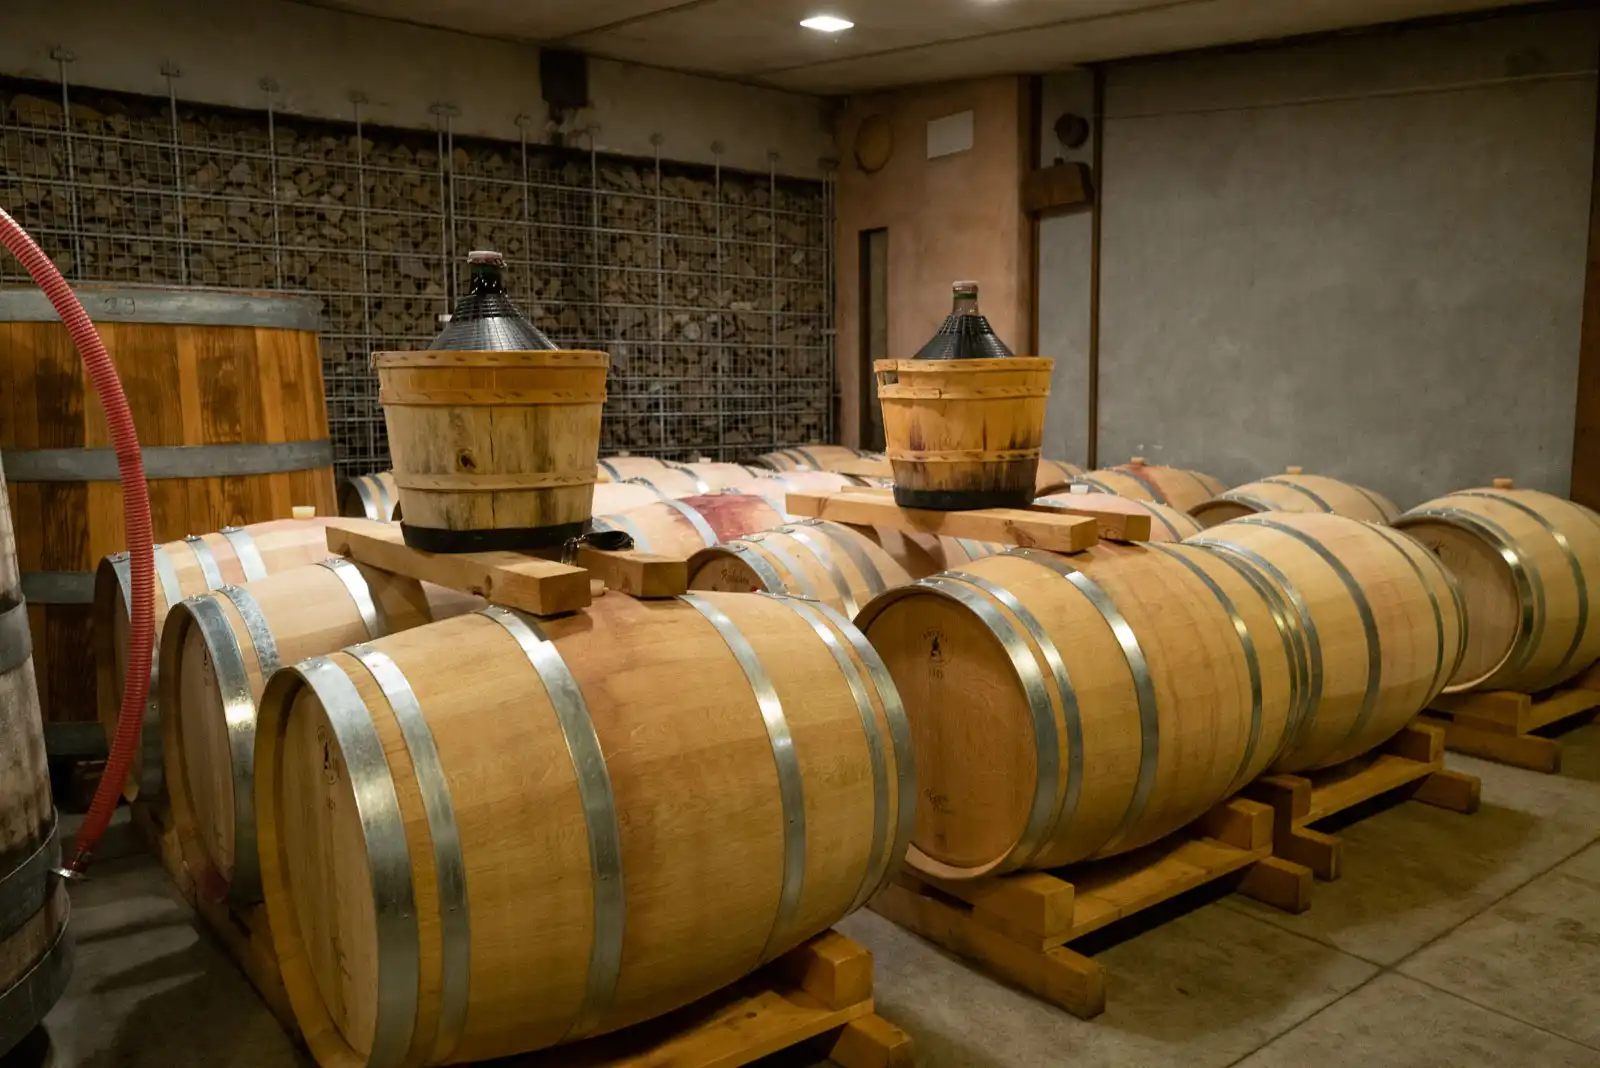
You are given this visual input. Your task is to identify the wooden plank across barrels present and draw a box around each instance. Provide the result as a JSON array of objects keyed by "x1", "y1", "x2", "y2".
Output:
[
  {"x1": 152, "y1": 517, "x2": 912, "y2": 1068},
  {"x1": 0, "y1": 286, "x2": 338, "y2": 756}
]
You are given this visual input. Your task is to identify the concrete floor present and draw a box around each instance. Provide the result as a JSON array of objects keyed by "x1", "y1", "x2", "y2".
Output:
[{"x1": 12, "y1": 721, "x2": 1600, "y2": 1068}]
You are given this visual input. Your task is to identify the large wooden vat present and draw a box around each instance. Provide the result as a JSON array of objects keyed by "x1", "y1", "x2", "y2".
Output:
[
  {"x1": 1074, "y1": 457, "x2": 1223, "y2": 514},
  {"x1": 339, "y1": 472, "x2": 400, "y2": 522},
  {"x1": 255, "y1": 591, "x2": 910, "y2": 1066},
  {"x1": 160, "y1": 561, "x2": 480, "y2": 905},
  {"x1": 1034, "y1": 458, "x2": 1085, "y2": 496},
  {"x1": 1035, "y1": 492, "x2": 1202, "y2": 542},
  {"x1": 0, "y1": 286, "x2": 336, "y2": 740},
  {"x1": 876, "y1": 357, "x2": 1053, "y2": 510},
  {"x1": 857, "y1": 541, "x2": 1299, "y2": 876},
  {"x1": 375, "y1": 349, "x2": 609, "y2": 552},
  {"x1": 91, "y1": 518, "x2": 336, "y2": 798},
  {"x1": 1192, "y1": 512, "x2": 1464, "y2": 771},
  {"x1": 1192, "y1": 468, "x2": 1399, "y2": 528},
  {"x1": 0, "y1": 455, "x2": 72, "y2": 1056},
  {"x1": 687, "y1": 521, "x2": 1000, "y2": 617},
  {"x1": 592, "y1": 495, "x2": 784, "y2": 559},
  {"x1": 1395, "y1": 482, "x2": 1600, "y2": 693}
]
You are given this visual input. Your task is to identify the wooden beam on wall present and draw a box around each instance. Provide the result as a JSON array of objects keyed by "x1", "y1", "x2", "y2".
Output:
[{"x1": 1573, "y1": 47, "x2": 1600, "y2": 509}]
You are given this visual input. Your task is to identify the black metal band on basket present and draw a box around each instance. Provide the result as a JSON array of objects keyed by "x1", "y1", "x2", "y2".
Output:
[
  {"x1": 0, "y1": 598, "x2": 32, "y2": 675},
  {"x1": 0, "y1": 892, "x2": 72, "y2": 1060},
  {"x1": 893, "y1": 485, "x2": 1034, "y2": 511},
  {"x1": 399, "y1": 520, "x2": 588, "y2": 553},
  {"x1": 0, "y1": 816, "x2": 61, "y2": 943}
]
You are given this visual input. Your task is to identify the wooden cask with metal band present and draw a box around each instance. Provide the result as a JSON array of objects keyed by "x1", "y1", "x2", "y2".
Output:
[
  {"x1": 751, "y1": 445, "x2": 866, "y2": 472},
  {"x1": 592, "y1": 495, "x2": 784, "y2": 559},
  {"x1": 618, "y1": 469, "x2": 709, "y2": 501},
  {"x1": 665, "y1": 462, "x2": 762, "y2": 492},
  {"x1": 1192, "y1": 512, "x2": 1464, "y2": 772},
  {"x1": 687, "y1": 520, "x2": 1002, "y2": 618},
  {"x1": 254, "y1": 590, "x2": 911, "y2": 1067},
  {"x1": 857, "y1": 541, "x2": 1300, "y2": 877},
  {"x1": 1034, "y1": 458, "x2": 1085, "y2": 496},
  {"x1": 1394, "y1": 483, "x2": 1600, "y2": 693},
  {"x1": 161, "y1": 560, "x2": 481, "y2": 905},
  {"x1": 1035, "y1": 492, "x2": 1202, "y2": 542},
  {"x1": 1192, "y1": 468, "x2": 1400, "y2": 528},
  {"x1": 590, "y1": 481, "x2": 665, "y2": 515},
  {"x1": 732, "y1": 470, "x2": 863, "y2": 519},
  {"x1": 91, "y1": 519, "x2": 337, "y2": 798},
  {"x1": 1074, "y1": 457, "x2": 1224, "y2": 515},
  {"x1": 0, "y1": 286, "x2": 336, "y2": 743},
  {"x1": 375, "y1": 349, "x2": 610, "y2": 553},
  {"x1": 0, "y1": 455, "x2": 72, "y2": 1057},
  {"x1": 339, "y1": 472, "x2": 401, "y2": 522},
  {"x1": 876, "y1": 357, "x2": 1054, "y2": 510},
  {"x1": 596, "y1": 455, "x2": 673, "y2": 482}
]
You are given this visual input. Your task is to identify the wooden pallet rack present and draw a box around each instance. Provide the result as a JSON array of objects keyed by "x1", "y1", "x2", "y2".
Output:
[
  {"x1": 1423, "y1": 664, "x2": 1600, "y2": 774},
  {"x1": 869, "y1": 796, "x2": 1309, "y2": 1019},
  {"x1": 1242, "y1": 721, "x2": 1481, "y2": 881}
]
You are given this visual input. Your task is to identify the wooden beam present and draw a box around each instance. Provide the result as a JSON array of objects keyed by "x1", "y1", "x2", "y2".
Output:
[
  {"x1": 1573, "y1": 40, "x2": 1600, "y2": 509},
  {"x1": 1030, "y1": 497, "x2": 1153, "y2": 542},
  {"x1": 574, "y1": 546, "x2": 686, "y2": 599},
  {"x1": 783, "y1": 491, "x2": 1098, "y2": 552}
]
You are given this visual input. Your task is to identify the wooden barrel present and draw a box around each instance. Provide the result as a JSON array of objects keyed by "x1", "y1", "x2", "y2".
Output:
[
  {"x1": 666, "y1": 462, "x2": 761, "y2": 492},
  {"x1": 0, "y1": 286, "x2": 336, "y2": 743},
  {"x1": 161, "y1": 560, "x2": 480, "y2": 905},
  {"x1": 618, "y1": 469, "x2": 709, "y2": 501},
  {"x1": 1395, "y1": 482, "x2": 1600, "y2": 693},
  {"x1": 733, "y1": 471, "x2": 861, "y2": 519},
  {"x1": 255, "y1": 590, "x2": 910, "y2": 1066},
  {"x1": 1193, "y1": 468, "x2": 1399, "y2": 528},
  {"x1": 857, "y1": 541, "x2": 1300, "y2": 876},
  {"x1": 339, "y1": 472, "x2": 401, "y2": 522},
  {"x1": 0, "y1": 455, "x2": 72, "y2": 1057},
  {"x1": 1192, "y1": 512, "x2": 1464, "y2": 771},
  {"x1": 1074, "y1": 457, "x2": 1223, "y2": 514},
  {"x1": 596, "y1": 455, "x2": 673, "y2": 481},
  {"x1": 688, "y1": 521, "x2": 1001, "y2": 618},
  {"x1": 593, "y1": 495, "x2": 784, "y2": 558},
  {"x1": 1036, "y1": 492, "x2": 1202, "y2": 542},
  {"x1": 1034, "y1": 458, "x2": 1085, "y2": 496},
  {"x1": 751, "y1": 445, "x2": 865, "y2": 472},
  {"x1": 91, "y1": 518, "x2": 337, "y2": 798},
  {"x1": 876, "y1": 357, "x2": 1053, "y2": 510},
  {"x1": 375, "y1": 349, "x2": 609, "y2": 552},
  {"x1": 591, "y1": 481, "x2": 664, "y2": 515}
]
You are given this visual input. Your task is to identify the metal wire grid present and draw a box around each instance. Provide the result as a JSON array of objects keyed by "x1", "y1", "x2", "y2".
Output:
[{"x1": 1, "y1": 73, "x2": 834, "y2": 475}]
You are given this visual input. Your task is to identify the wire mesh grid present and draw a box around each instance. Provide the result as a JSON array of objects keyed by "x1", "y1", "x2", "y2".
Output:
[{"x1": 1, "y1": 75, "x2": 835, "y2": 475}]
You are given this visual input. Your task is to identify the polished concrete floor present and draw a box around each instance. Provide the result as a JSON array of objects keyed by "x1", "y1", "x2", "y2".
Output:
[{"x1": 12, "y1": 721, "x2": 1600, "y2": 1068}]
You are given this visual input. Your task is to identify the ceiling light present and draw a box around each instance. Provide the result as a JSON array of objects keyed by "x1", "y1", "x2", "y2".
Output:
[{"x1": 801, "y1": 15, "x2": 854, "y2": 32}]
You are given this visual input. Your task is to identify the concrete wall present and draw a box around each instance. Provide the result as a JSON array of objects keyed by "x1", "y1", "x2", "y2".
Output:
[
  {"x1": 1038, "y1": 7, "x2": 1600, "y2": 506},
  {"x1": 1, "y1": 0, "x2": 833, "y2": 178},
  {"x1": 835, "y1": 76, "x2": 1031, "y2": 448}
]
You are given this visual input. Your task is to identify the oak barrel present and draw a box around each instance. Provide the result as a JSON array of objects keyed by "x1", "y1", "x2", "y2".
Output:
[
  {"x1": 91, "y1": 518, "x2": 337, "y2": 798},
  {"x1": 733, "y1": 470, "x2": 863, "y2": 519},
  {"x1": 0, "y1": 286, "x2": 336, "y2": 739},
  {"x1": 596, "y1": 455, "x2": 673, "y2": 482},
  {"x1": 616, "y1": 468, "x2": 711, "y2": 501},
  {"x1": 876, "y1": 357, "x2": 1054, "y2": 509},
  {"x1": 1395, "y1": 482, "x2": 1600, "y2": 693},
  {"x1": 375, "y1": 349, "x2": 609, "y2": 552},
  {"x1": 1074, "y1": 457, "x2": 1223, "y2": 514},
  {"x1": 665, "y1": 461, "x2": 762, "y2": 492},
  {"x1": 1034, "y1": 458, "x2": 1085, "y2": 496},
  {"x1": 688, "y1": 521, "x2": 1001, "y2": 618},
  {"x1": 161, "y1": 561, "x2": 480, "y2": 904},
  {"x1": 0, "y1": 454, "x2": 72, "y2": 1056},
  {"x1": 857, "y1": 541, "x2": 1300, "y2": 876},
  {"x1": 590, "y1": 481, "x2": 664, "y2": 515},
  {"x1": 751, "y1": 445, "x2": 866, "y2": 472},
  {"x1": 338, "y1": 472, "x2": 400, "y2": 522},
  {"x1": 593, "y1": 495, "x2": 784, "y2": 559},
  {"x1": 1192, "y1": 512, "x2": 1464, "y2": 771},
  {"x1": 1036, "y1": 492, "x2": 1202, "y2": 542},
  {"x1": 255, "y1": 590, "x2": 911, "y2": 1066},
  {"x1": 1193, "y1": 468, "x2": 1399, "y2": 528}
]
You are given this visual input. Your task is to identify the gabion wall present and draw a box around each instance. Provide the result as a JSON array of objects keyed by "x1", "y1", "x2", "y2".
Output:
[{"x1": 1, "y1": 76, "x2": 834, "y2": 476}]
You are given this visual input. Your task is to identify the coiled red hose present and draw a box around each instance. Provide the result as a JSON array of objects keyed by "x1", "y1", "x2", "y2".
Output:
[{"x1": 1, "y1": 205, "x2": 154, "y2": 873}]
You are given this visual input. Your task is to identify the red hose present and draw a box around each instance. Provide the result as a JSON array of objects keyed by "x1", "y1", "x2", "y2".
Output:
[{"x1": 0, "y1": 206, "x2": 154, "y2": 873}]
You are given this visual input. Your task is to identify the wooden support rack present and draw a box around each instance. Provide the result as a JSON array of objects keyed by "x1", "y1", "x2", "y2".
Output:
[
  {"x1": 325, "y1": 518, "x2": 688, "y2": 614},
  {"x1": 784, "y1": 489, "x2": 1145, "y2": 545},
  {"x1": 1423, "y1": 665, "x2": 1600, "y2": 773},
  {"x1": 1242, "y1": 721, "x2": 1481, "y2": 882},
  {"x1": 869, "y1": 797, "x2": 1308, "y2": 1019}
]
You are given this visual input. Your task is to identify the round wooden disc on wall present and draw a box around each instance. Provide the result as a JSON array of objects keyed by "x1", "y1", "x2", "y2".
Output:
[{"x1": 855, "y1": 114, "x2": 892, "y2": 174}]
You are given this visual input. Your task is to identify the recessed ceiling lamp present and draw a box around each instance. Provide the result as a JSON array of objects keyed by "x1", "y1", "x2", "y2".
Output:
[{"x1": 800, "y1": 14, "x2": 854, "y2": 32}]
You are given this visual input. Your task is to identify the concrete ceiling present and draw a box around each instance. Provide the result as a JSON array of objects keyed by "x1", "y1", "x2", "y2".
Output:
[{"x1": 299, "y1": 0, "x2": 1550, "y2": 93}]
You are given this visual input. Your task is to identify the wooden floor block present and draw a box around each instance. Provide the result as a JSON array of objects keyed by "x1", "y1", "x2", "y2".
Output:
[
  {"x1": 1281, "y1": 827, "x2": 1341, "y2": 882},
  {"x1": 1427, "y1": 685, "x2": 1600, "y2": 773},
  {"x1": 1237, "y1": 856, "x2": 1314, "y2": 914},
  {"x1": 827, "y1": 1014, "x2": 916, "y2": 1068},
  {"x1": 1409, "y1": 768, "x2": 1482, "y2": 814}
]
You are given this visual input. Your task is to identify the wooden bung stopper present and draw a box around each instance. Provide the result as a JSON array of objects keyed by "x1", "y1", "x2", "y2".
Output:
[
  {"x1": 1130, "y1": 456, "x2": 1146, "y2": 466},
  {"x1": 291, "y1": 505, "x2": 316, "y2": 519},
  {"x1": 1492, "y1": 477, "x2": 1514, "y2": 489},
  {"x1": 1286, "y1": 466, "x2": 1303, "y2": 475}
]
